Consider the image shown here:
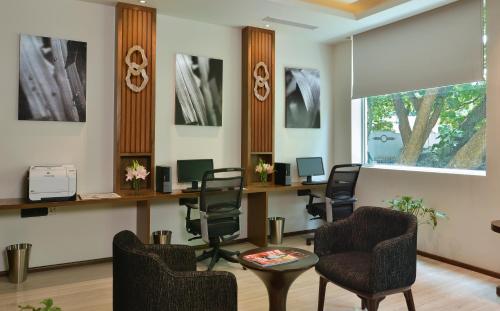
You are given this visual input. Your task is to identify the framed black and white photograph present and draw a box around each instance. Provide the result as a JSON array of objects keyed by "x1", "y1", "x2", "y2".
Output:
[
  {"x1": 175, "y1": 53, "x2": 223, "y2": 126},
  {"x1": 285, "y1": 67, "x2": 320, "y2": 128},
  {"x1": 19, "y1": 34, "x2": 87, "y2": 122}
]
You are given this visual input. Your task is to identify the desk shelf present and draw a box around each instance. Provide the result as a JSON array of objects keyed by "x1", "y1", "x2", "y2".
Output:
[{"x1": 0, "y1": 183, "x2": 325, "y2": 246}]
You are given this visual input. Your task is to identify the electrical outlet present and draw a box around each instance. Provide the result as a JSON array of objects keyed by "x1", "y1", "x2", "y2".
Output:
[{"x1": 48, "y1": 207, "x2": 57, "y2": 215}]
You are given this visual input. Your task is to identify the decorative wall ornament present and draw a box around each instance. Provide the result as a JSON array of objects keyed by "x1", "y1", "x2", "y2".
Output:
[
  {"x1": 253, "y1": 61, "x2": 270, "y2": 102},
  {"x1": 125, "y1": 45, "x2": 149, "y2": 93}
]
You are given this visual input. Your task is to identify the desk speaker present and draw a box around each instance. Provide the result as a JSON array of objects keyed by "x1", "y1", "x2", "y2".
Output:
[
  {"x1": 156, "y1": 166, "x2": 172, "y2": 193},
  {"x1": 275, "y1": 163, "x2": 291, "y2": 186}
]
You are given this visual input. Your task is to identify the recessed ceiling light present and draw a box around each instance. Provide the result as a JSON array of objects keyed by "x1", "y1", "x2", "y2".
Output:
[
  {"x1": 139, "y1": 0, "x2": 146, "y2": 3},
  {"x1": 265, "y1": 24, "x2": 270, "y2": 28}
]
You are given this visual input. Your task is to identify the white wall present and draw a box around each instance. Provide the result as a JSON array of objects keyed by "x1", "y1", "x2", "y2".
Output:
[
  {"x1": 151, "y1": 15, "x2": 336, "y2": 244},
  {"x1": 0, "y1": 0, "x2": 139, "y2": 272},
  {"x1": 331, "y1": 1, "x2": 500, "y2": 273},
  {"x1": 0, "y1": 1, "x2": 336, "y2": 270}
]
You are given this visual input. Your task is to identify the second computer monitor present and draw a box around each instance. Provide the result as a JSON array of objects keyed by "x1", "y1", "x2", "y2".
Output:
[
  {"x1": 177, "y1": 159, "x2": 214, "y2": 189},
  {"x1": 296, "y1": 157, "x2": 325, "y2": 184}
]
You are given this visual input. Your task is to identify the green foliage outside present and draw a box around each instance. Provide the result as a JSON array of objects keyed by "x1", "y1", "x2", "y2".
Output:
[{"x1": 366, "y1": 81, "x2": 487, "y2": 169}]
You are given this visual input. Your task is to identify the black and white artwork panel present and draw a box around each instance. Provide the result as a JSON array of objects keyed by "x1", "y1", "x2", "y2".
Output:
[
  {"x1": 285, "y1": 67, "x2": 320, "y2": 128},
  {"x1": 175, "y1": 53, "x2": 223, "y2": 126},
  {"x1": 19, "y1": 34, "x2": 87, "y2": 122}
]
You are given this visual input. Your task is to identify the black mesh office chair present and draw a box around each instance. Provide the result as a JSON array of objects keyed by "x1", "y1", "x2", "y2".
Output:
[
  {"x1": 184, "y1": 168, "x2": 244, "y2": 270},
  {"x1": 306, "y1": 164, "x2": 362, "y2": 245}
]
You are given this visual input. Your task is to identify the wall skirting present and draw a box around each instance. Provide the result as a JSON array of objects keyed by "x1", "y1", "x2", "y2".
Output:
[{"x1": 3, "y1": 232, "x2": 497, "y2": 281}]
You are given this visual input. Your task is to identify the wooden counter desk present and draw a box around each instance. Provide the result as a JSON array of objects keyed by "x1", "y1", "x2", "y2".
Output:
[{"x1": 0, "y1": 182, "x2": 325, "y2": 247}]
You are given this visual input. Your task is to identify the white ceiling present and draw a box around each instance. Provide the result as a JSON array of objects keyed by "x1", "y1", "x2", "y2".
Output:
[{"x1": 81, "y1": 0, "x2": 457, "y2": 43}]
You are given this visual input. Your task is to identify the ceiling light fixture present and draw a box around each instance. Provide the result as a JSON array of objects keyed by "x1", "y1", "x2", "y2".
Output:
[
  {"x1": 265, "y1": 24, "x2": 270, "y2": 28},
  {"x1": 139, "y1": 0, "x2": 146, "y2": 3}
]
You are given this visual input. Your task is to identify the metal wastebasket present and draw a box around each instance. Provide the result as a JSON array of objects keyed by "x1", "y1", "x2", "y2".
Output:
[
  {"x1": 268, "y1": 217, "x2": 285, "y2": 244},
  {"x1": 152, "y1": 230, "x2": 172, "y2": 245},
  {"x1": 6, "y1": 243, "x2": 31, "y2": 284}
]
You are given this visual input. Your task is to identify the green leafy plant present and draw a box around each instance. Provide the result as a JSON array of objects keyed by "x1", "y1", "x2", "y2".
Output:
[
  {"x1": 386, "y1": 196, "x2": 447, "y2": 228},
  {"x1": 18, "y1": 298, "x2": 61, "y2": 311}
]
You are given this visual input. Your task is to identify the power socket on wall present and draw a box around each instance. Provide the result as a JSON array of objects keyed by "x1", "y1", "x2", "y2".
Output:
[{"x1": 48, "y1": 207, "x2": 56, "y2": 215}]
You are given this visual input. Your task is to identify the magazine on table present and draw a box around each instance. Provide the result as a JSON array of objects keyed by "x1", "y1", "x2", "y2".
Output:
[{"x1": 243, "y1": 249, "x2": 307, "y2": 267}]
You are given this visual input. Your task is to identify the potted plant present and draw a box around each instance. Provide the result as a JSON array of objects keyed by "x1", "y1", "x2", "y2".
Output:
[
  {"x1": 19, "y1": 298, "x2": 61, "y2": 311},
  {"x1": 125, "y1": 160, "x2": 150, "y2": 193},
  {"x1": 255, "y1": 159, "x2": 274, "y2": 183},
  {"x1": 386, "y1": 196, "x2": 447, "y2": 228}
]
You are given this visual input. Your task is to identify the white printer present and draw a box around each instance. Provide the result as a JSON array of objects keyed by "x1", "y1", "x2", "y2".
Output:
[{"x1": 28, "y1": 165, "x2": 77, "y2": 202}]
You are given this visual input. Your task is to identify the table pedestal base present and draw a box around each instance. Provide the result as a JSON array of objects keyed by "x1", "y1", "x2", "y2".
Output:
[{"x1": 251, "y1": 269, "x2": 307, "y2": 311}]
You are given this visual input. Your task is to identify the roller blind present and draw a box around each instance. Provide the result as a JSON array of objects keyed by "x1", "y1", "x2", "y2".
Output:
[{"x1": 352, "y1": 0, "x2": 483, "y2": 99}]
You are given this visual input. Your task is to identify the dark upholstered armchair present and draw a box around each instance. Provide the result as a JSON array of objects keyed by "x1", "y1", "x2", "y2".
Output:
[
  {"x1": 314, "y1": 206, "x2": 418, "y2": 311},
  {"x1": 113, "y1": 230, "x2": 237, "y2": 311}
]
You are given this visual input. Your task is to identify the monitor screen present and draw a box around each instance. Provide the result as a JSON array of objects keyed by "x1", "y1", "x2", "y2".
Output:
[
  {"x1": 296, "y1": 157, "x2": 324, "y2": 177},
  {"x1": 177, "y1": 159, "x2": 214, "y2": 183}
]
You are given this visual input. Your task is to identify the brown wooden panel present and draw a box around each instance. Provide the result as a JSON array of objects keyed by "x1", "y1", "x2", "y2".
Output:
[
  {"x1": 136, "y1": 200, "x2": 151, "y2": 243},
  {"x1": 247, "y1": 192, "x2": 269, "y2": 247},
  {"x1": 241, "y1": 27, "x2": 275, "y2": 184},
  {"x1": 115, "y1": 3, "x2": 156, "y2": 193}
]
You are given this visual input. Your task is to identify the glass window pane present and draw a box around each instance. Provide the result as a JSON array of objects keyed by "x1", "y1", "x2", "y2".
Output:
[{"x1": 364, "y1": 81, "x2": 486, "y2": 171}]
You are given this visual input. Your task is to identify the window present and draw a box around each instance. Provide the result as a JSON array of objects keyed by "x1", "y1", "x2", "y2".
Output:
[{"x1": 361, "y1": 81, "x2": 486, "y2": 171}]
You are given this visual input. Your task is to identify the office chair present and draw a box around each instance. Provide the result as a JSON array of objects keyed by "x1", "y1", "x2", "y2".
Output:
[
  {"x1": 184, "y1": 168, "x2": 244, "y2": 270},
  {"x1": 305, "y1": 164, "x2": 362, "y2": 245},
  {"x1": 315, "y1": 206, "x2": 417, "y2": 311}
]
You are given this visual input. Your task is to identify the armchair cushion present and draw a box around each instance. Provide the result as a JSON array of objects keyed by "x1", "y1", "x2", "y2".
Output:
[
  {"x1": 316, "y1": 251, "x2": 372, "y2": 292},
  {"x1": 314, "y1": 206, "x2": 418, "y2": 294}
]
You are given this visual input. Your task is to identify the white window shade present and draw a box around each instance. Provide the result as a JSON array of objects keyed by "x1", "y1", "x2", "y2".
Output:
[{"x1": 352, "y1": 0, "x2": 483, "y2": 99}]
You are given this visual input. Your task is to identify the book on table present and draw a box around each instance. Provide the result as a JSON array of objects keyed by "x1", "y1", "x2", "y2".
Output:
[{"x1": 243, "y1": 249, "x2": 307, "y2": 267}]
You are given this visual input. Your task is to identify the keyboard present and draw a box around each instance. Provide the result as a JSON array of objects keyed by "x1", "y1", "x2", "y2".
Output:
[{"x1": 301, "y1": 180, "x2": 327, "y2": 185}]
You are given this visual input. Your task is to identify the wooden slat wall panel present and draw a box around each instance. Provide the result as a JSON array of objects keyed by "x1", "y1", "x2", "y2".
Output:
[
  {"x1": 249, "y1": 30, "x2": 274, "y2": 152},
  {"x1": 241, "y1": 27, "x2": 275, "y2": 184},
  {"x1": 116, "y1": 4, "x2": 155, "y2": 154},
  {"x1": 115, "y1": 3, "x2": 156, "y2": 193}
]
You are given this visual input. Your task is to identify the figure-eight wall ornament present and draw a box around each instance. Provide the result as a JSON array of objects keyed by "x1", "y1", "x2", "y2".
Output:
[
  {"x1": 125, "y1": 45, "x2": 149, "y2": 93},
  {"x1": 253, "y1": 61, "x2": 270, "y2": 101}
]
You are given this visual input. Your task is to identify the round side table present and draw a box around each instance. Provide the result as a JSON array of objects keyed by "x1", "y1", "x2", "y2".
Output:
[
  {"x1": 491, "y1": 220, "x2": 500, "y2": 297},
  {"x1": 239, "y1": 247, "x2": 319, "y2": 311}
]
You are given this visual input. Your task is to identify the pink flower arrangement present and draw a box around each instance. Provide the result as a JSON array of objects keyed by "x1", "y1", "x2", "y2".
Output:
[
  {"x1": 126, "y1": 160, "x2": 150, "y2": 192},
  {"x1": 255, "y1": 158, "x2": 274, "y2": 182}
]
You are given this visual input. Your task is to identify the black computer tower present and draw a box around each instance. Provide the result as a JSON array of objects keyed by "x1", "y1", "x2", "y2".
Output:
[
  {"x1": 156, "y1": 166, "x2": 172, "y2": 193},
  {"x1": 274, "y1": 162, "x2": 291, "y2": 186}
]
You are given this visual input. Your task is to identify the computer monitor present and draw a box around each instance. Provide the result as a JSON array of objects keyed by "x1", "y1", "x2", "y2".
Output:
[
  {"x1": 296, "y1": 157, "x2": 325, "y2": 184},
  {"x1": 177, "y1": 159, "x2": 214, "y2": 190}
]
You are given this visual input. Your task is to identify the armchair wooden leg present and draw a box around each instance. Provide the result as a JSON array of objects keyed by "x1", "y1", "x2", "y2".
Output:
[
  {"x1": 366, "y1": 297, "x2": 384, "y2": 311},
  {"x1": 357, "y1": 295, "x2": 367, "y2": 310},
  {"x1": 318, "y1": 277, "x2": 328, "y2": 311},
  {"x1": 361, "y1": 298, "x2": 367, "y2": 310},
  {"x1": 403, "y1": 289, "x2": 416, "y2": 311}
]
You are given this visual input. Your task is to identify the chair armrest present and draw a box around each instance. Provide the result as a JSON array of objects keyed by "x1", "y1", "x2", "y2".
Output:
[
  {"x1": 370, "y1": 231, "x2": 417, "y2": 292},
  {"x1": 145, "y1": 244, "x2": 196, "y2": 272},
  {"x1": 186, "y1": 203, "x2": 198, "y2": 210},
  {"x1": 314, "y1": 218, "x2": 353, "y2": 257},
  {"x1": 170, "y1": 270, "x2": 237, "y2": 311},
  {"x1": 308, "y1": 193, "x2": 321, "y2": 206},
  {"x1": 185, "y1": 203, "x2": 198, "y2": 221}
]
